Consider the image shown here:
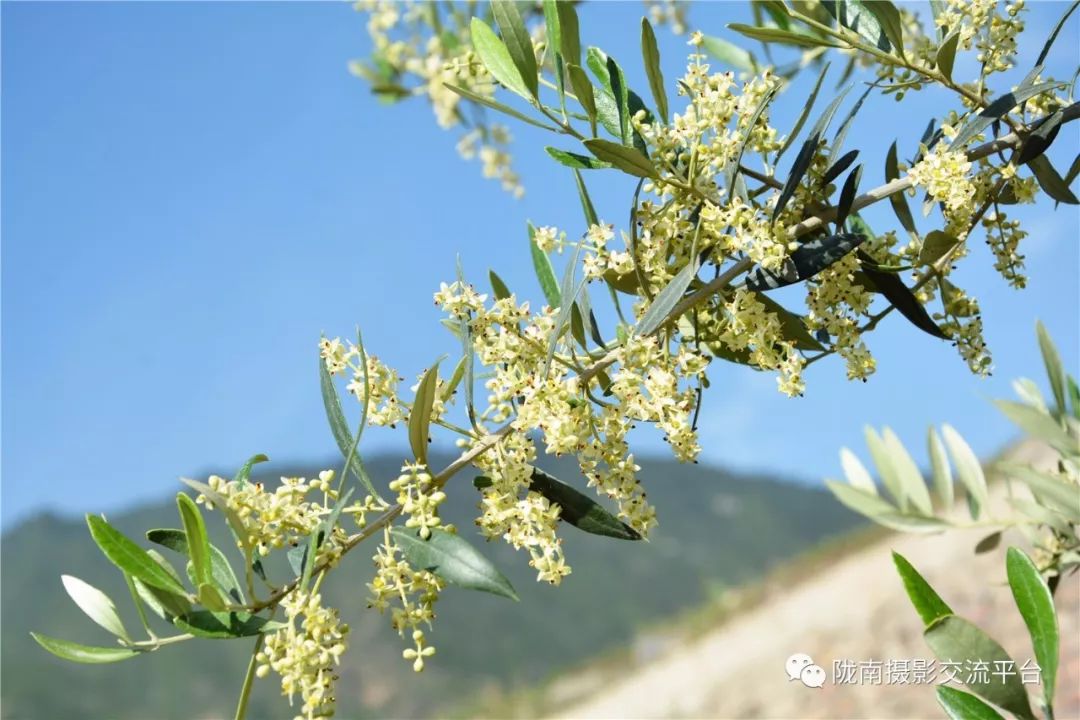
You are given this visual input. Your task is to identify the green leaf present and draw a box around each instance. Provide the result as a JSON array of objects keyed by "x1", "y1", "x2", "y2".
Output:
[
  {"x1": 566, "y1": 64, "x2": 597, "y2": 136},
  {"x1": 529, "y1": 468, "x2": 640, "y2": 540},
  {"x1": 892, "y1": 551, "x2": 953, "y2": 626},
  {"x1": 1037, "y1": 0, "x2": 1079, "y2": 65},
  {"x1": 489, "y1": 270, "x2": 512, "y2": 300},
  {"x1": 583, "y1": 139, "x2": 655, "y2": 178},
  {"x1": 928, "y1": 427, "x2": 954, "y2": 508},
  {"x1": 409, "y1": 362, "x2": 441, "y2": 466},
  {"x1": 777, "y1": 62, "x2": 829, "y2": 161},
  {"x1": 491, "y1": 1, "x2": 538, "y2": 99},
  {"x1": 1006, "y1": 547, "x2": 1059, "y2": 706},
  {"x1": 87, "y1": 515, "x2": 187, "y2": 597},
  {"x1": 318, "y1": 355, "x2": 381, "y2": 500},
  {"x1": 835, "y1": 164, "x2": 862, "y2": 230},
  {"x1": 839, "y1": 447, "x2": 877, "y2": 494},
  {"x1": 774, "y1": 87, "x2": 850, "y2": 221},
  {"x1": 756, "y1": 295, "x2": 824, "y2": 351},
  {"x1": 974, "y1": 531, "x2": 1002, "y2": 554},
  {"x1": 823, "y1": 0, "x2": 891, "y2": 51},
  {"x1": 999, "y1": 464, "x2": 1080, "y2": 523},
  {"x1": 554, "y1": 0, "x2": 581, "y2": 66},
  {"x1": 882, "y1": 427, "x2": 932, "y2": 515},
  {"x1": 885, "y1": 142, "x2": 918, "y2": 237},
  {"x1": 31, "y1": 633, "x2": 141, "y2": 664},
  {"x1": 146, "y1": 529, "x2": 245, "y2": 604},
  {"x1": 941, "y1": 424, "x2": 988, "y2": 520},
  {"x1": 699, "y1": 34, "x2": 755, "y2": 73},
  {"x1": 640, "y1": 18, "x2": 668, "y2": 124},
  {"x1": 173, "y1": 611, "x2": 287, "y2": 639},
  {"x1": 919, "y1": 230, "x2": 959, "y2": 266},
  {"x1": 936, "y1": 686, "x2": 1007, "y2": 720},
  {"x1": 864, "y1": 426, "x2": 905, "y2": 507},
  {"x1": 746, "y1": 233, "x2": 864, "y2": 291},
  {"x1": 529, "y1": 222, "x2": 562, "y2": 307},
  {"x1": 234, "y1": 453, "x2": 268, "y2": 486},
  {"x1": 936, "y1": 32, "x2": 960, "y2": 81},
  {"x1": 60, "y1": 575, "x2": 130, "y2": 641},
  {"x1": 873, "y1": 513, "x2": 949, "y2": 532},
  {"x1": 1028, "y1": 154, "x2": 1080, "y2": 205},
  {"x1": 636, "y1": 257, "x2": 698, "y2": 336},
  {"x1": 1032, "y1": 321, "x2": 1067, "y2": 416},
  {"x1": 444, "y1": 83, "x2": 557, "y2": 132},
  {"x1": 725, "y1": 84, "x2": 779, "y2": 196},
  {"x1": 924, "y1": 616, "x2": 1035, "y2": 720},
  {"x1": 545, "y1": 146, "x2": 611, "y2": 169},
  {"x1": 994, "y1": 400, "x2": 1079, "y2": 456},
  {"x1": 727, "y1": 23, "x2": 842, "y2": 49},
  {"x1": 176, "y1": 493, "x2": 212, "y2": 591},
  {"x1": 197, "y1": 583, "x2": 227, "y2": 611},
  {"x1": 470, "y1": 17, "x2": 531, "y2": 100},
  {"x1": 864, "y1": 1, "x2": 905, "y2": 56},
  {"x1": 1018, "y1": 110, "x2": 1065, "y2": 167},
  {"x1": 573, "y1": 170, "x2": 600, "y2": 227},
  {"x1": 825, "y1": 479, "x2": 897, "y2": 517},
  {"x1": 858, "y1": 251, "x2": 948, "y2": 339},
  {"x1": 391, "y1": 527, "x2": 519, "y2": 600},
  {"x1": 952, "y1": 80, "x2": 1065, "y2": 148}
]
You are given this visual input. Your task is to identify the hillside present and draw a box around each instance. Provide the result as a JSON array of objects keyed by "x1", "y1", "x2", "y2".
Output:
[{"x1": 1, "y1": 451, "x2": 864, "y2": 719}]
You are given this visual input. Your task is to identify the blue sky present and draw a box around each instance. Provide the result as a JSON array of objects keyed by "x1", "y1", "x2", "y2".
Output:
[{"x1": 2, "y1": 1, "x2": 1077, "y2": 527}]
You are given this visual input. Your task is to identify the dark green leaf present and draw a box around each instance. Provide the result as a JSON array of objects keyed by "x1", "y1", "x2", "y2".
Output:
[
  {"x1": 391, "y1": 527, "x2": 519, "y2": 599},
  {"x1": 1029, "y1": 154, "x2": 1079, "y2": 204},
  {"x1": 87, "y1": 515, "x2": 187, "y2": 597},
  {"x1": 583, "y1": 139, "x2": 656, "y2": 178},
  {"x1": 409, "y1": 363, "x2": 441, "y2": 466},
  {"x1": 529, "y1": 222, "x2": 562, "y2": 307},
  {"x1": 823, "y1": 149, "x2": 859, "y2": 186},
  {"x1": 1007, "y1": 547, "x2": 1059, "y2": 705},
  {"x1": 470, "y1": 18, "x2": 531, "y2": 100},
  {"x1": 823, "y1": 0, "x2": 890, "y2": 51},
  {"x1": 566, "y1": 64, "x2": 597, "y2": 136},
  {"x1": 924, "y1": 615, "x2": 1035, "y2": 720},
  {"x1": 173, "y1": 611, "x2": 287, "y2": 639},
  {"x1": 489, "y1": 270, "x2": 512, "y2": 300},
  {"x1": 641, "y1": 18, "x2": 668, "y2": 123},
  {"x1": 31, "y1": 633, "x2": 141, "y2": 664},
  {"x1": 757, "y1": 294, "x2": 824, "y2": 351},
  {"x1": 545, "y1": 146, "x2": 612, "y2": 169},
  {"x1": 555, "y1": 0, "x2": 581, "y2": 66},
  {"x1": 727, "y1": 23, "x2": 842, "y2": 48},
  {"x1": 1018, "y1": 110, "x2": 1065, "y2": 165},
  {"x1": 490, "y1": 2, "x2": 538, "y2": 98},
  {"x1": 746, "y1": 233, "x2": 865, "y2": 291},
  {"x1": 936, "y1": 686, "x2": 1007, "y2": 720},
  {"x1": 885, "y1": 142, "x2": 918, "y2": 236},
  {"x1": 892, "y1": 551, "x2": 953, "y2": 626},
  {"x1": 146, "y1": 529, "x2": 244, "y2": 604},
  {"x1": 936, "y1": 31, "x2": 960, "y2": 81},
  {"x1": 836, "y1": 164, "x2": 862, "y2": 229},
  {"x1": 918, "y1": 230, "x2": 959, "y2": 266},
  {"x1": 864, "y1": 1, "x2": 905, "y2": 56},
  {"x1": 857, "y1": 252, "x2": 947, "y2": 338},
  {"x1": 952, "y1": 81, "x2": 1065, "y2": 148},
  {"x1": 1037, "y1": 0, "x2": 1079, "y2": 66},
  {"x1": 773, "y1": 87, "x2": 850, "y2": 221},
  {"x1": 529, "y1": 468, "x2": 640, "y2": 540},
  {"x1": 830, "y1": 85, "x2": 872, "y2": 165},
  {"x1": 974, "y1": 531, "x2": 1001, "y2": 554}
]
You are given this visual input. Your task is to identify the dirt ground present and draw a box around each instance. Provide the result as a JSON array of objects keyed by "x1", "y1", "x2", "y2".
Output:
[{"x1": 547, "y1": 442, "x2": 1079, "y2": 720}]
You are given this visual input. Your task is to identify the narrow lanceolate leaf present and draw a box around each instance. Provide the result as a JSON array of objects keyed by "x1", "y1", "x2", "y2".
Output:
[
  {"x1": 319, "y1": 356, "x2": 381, "y2": 500},
  {"x1": 994, "y1": 400, "x2": 1079, "y2": 456},
  {"x1": 864, "y1": 426, "x2": 906, "y2": 509},
  {"x1": 918, "y1": 230, "x2": 959, "y2": 266},
  {"x1": 924, "y1": 616, "x2": 1035, "y2": 720},
  {"x1": 825, "y1": 479, "x2": 897, "y2": 518},
  {"x1": 823, "y1": 149, "x2": 859, "y2": 186},
  {"x1": 1028, "y1": 154, "x2": 1080, "y2": 205},
  {"x1": 555, "y1": 0, "x2": 581, "y2": 66},
  {"x1": 529, "y1": 468, "x2": 640, "y2": 540},
  {"x1": 491, "y1": 1, "x2": 538, "y2": 99},
  {"x1": 951, "y1": 81, "x2": 1065, "y2": 148},
  {"x1": 700, "y1": 34, "x2": 756, "y2": 73},
  {"x1": 774, "y1": 87, "x2": 851, "y2": 221},
  {"x1": 858, "y1": 252, "x2": 948, "y2": 339},
  {"x1": 823, "y1": 0, "x2": 891, "y2": 52},
  {"x1": 391, "y1": 527, "x2": 519, "y2": 601},
  {"x1": 727, "y1": 23, "x2": 842, "y2": 49},
  {"x1": 173, "y1": 611, "x2": 287, "y2": 639},
  {"x1": 545, "y1": 147, "x2": 611, "y2": 170},
  {"x1": 234, "y1": 453, "x2": 268, "y2": 486},
  {"x1": 892, "y1": 551, "x2": 952, "y2": 626},
  {"x1": 444, "y1": 84, "x2": 558, "y2": 132},
  {"x1": 864, "y1": 1, "x2": 905, "y2": 57},
  {"x1": 1037, "y1": 0, "x2": 1080, "y2": 66},
  {"x1": 725, "y1": 85, "x2": 779, "y2": 195},
  {"x1": 756, "y1": 294, "x2": 824, "y2": 351},
  {"x1": 566, "y1": 64, "x2": 597, "y2": 136},
  {"x1": 529, "y1": 222, "x2": 562, "y2": 307},
  {"x1": 1036, "y1": 320, "x2": 1067, "y2": 416},
  {"x1": 176, "y1": 493, "x2": 212, "y2": 590},
  {"x1": 936, "y1": 32, "x2": 960, "y2": 81},
  {"x1": 409, "y1": 362, "x2": 441, "y2": 467},
  {"x1": 840, "y1": 448, "x2": 877, "y2": 494},
  {"x1": 546, "y1": 244, "x2": 585, "y2": 374},
  {"x1": 885, "y1": 142, "x2": 918, "y2": 237},
  {"x1": 936, "y1": 686, "x2": 1007, "y2": 720},
  {"x1": 1006, "y1": 547, "x2": 1059, "y2": 706},
  {"x1": 928, "y1": 427, "x2": 954, "y2": 508},
  {"x1": 883, "y1": 428, "x2": 932, "y2": 515},
  {"x1": 640, "y1": 18, "x2": 668, "y2": 123},
  {"x1": 489, "y1": 270, "x2": 512, "y2": 300},
  {"x1": 1000, "y1": 464, "x2": 1080, "y2": 523},
  {"x1": 146, "y1": 529, "x2": 245, "y2": 604},
  {"x1": 87, "y1": 515, "x2": 187, "y2": 597},
  {"x1": 941, "y1": 424, "x2": 988, "y2": 520},
  {"x1": 61, "y1": 575, "x2": 130, "y2": 641},
  {"x1": 746, "y1": 233, "x2": 864, "y2": 291},
  {"x1": 31, "y1": 633, "x2": 141, "y2": 664},
  {"x1": 1017, "y1": 110, "x2": 1064, "y2": 165},
  {"x1": 583, "y1": 139, "x2": 655, "y2": 178},
  {"x1": 470, "y1": 18, "x2": 531, "y2": 100},
  {"x1": 778, "y1": 62, "x2": 829, "y2": 161},
  {"x1": 835, "y1": 165, "x2": 862, "y2": 229},
  {"x1": 636, "y1": 258, "x2": 698, "y2": 336}
]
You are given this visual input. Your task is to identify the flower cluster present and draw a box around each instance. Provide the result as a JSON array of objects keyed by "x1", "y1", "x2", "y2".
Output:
[
  {"x1": 934, "y1": 0, "x2": 1026, "y2": 77},
  {"x1": 907, "y1": 144, "x2": 977, "y2": 223},
  {"x1": 368, "y1": 528, "x2": 444, "y2": 671},
  {"x1": 320, "y1": 337, "x2": 405, "y2": 427},
  {"x1": 389, "y1": 462, "x2": 446, "y2": 539},
  {"x1": 983, "y1": 208, "x2": 1028, "y2": 289},
  {"x1": 256, "y1": 591, "x2": 349, "y2": 720}
]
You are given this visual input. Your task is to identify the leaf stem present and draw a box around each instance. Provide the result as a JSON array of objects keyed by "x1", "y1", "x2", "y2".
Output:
[{"x1": 233, "y1": 634, "x2": 265, "y2": 720}]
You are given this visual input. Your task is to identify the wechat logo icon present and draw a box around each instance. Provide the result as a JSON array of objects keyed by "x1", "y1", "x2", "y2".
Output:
[{"x1": 786, "y1": 653, "x2": 826, "y2": 688}]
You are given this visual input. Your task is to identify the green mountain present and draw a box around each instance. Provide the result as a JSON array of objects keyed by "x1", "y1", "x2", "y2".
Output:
[{"x1": 1, "y1": 452, "x2": 864, "y2": 719}]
